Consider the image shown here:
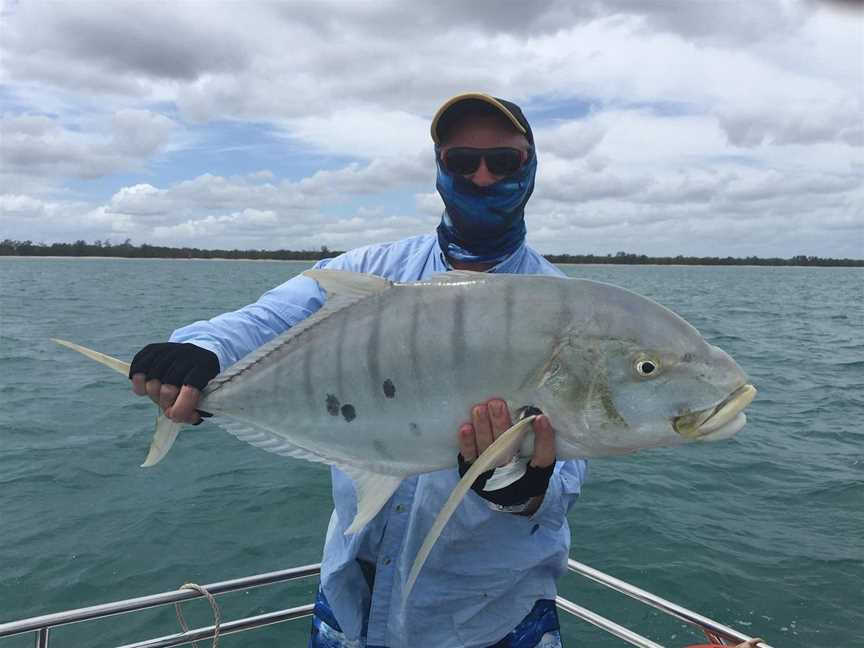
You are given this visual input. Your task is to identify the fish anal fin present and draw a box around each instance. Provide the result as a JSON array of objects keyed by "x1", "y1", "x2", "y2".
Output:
[
  {"x1": 403, "y1": 416, "x2": 537, "y2": 600},
  {"x1": 340, "y1": 467, "x2": 403, "y2": 535},
  {"x1": 141, "y1": 413, "x2": 184, "y2": 467}
]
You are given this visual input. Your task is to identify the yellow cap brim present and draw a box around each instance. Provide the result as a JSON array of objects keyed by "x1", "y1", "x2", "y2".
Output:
[{"x1": 430, "y1": 92, "x2": 526, "y2": 145}]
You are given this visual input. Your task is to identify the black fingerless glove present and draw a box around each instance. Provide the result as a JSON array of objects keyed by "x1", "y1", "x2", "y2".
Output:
[
  {"x1": 129, "y1": 342, "x2": 220, "y2": 391},
  {"x1": 457, "y1": 454, "x2": 555, "y2": 507}
]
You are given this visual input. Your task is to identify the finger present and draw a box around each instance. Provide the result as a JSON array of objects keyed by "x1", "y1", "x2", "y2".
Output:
[
  {"x1": 458, "y1": 423, "x2": 477, "y2": 462},
  {"x1": 530, "y1": 415, "x2": 556, "y2": 468},
  {"x1": 472, "y1": 404, "x2": 494, "y2": 454},
  {"x1": 129, "y1": 343, "x2": 164, "y2": 379},
  {"x1": 487, "y1": 399, "x2": 512, "y2": 440},
  {"x1": 145, "y1": 379, "x2": 162, "y2": 406},
  {"x1": 131, "y1": 373, "x2": 148, "y2": 396},
  {"x1": 165, "y1": 385, "x2": 202, "y2": 424},
  {"x1": 158, "y1": 383, "x2": 180, "y2": 412}
]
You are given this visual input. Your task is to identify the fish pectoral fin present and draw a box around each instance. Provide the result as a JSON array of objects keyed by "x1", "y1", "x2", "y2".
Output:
[
  {"x1": 141, "y1": 413, "x2": 184, "y2": 467},
  {"x1": 302, "y1": 269, "x2": 392, "y2": 299},
  {"x1": 340, "y1": 467, "x2": 404, "y2": 535},
  {"x1": 403, "y1": 415, "x2": 537, "y2": 601}
]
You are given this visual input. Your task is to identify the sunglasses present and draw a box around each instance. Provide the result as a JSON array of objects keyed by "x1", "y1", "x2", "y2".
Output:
[{"x1": 442, "y1": 147, "x2": 530, "y2": 177}]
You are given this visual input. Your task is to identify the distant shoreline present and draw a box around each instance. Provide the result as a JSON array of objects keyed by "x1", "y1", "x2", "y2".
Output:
[
  {"x1": 2, "y1": 239, "x2": 862, "y2": 266},
  {"x1": 2, "y1": 254, "x2": 861, "y2": 267},
  {"x1": 0, "y1": 255, "x2": 321, "y2": 262}
]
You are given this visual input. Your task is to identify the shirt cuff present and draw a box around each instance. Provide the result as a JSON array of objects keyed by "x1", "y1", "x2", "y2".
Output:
[{"x1": 528, "y1": 461, "x2": 583, "y2": 530}]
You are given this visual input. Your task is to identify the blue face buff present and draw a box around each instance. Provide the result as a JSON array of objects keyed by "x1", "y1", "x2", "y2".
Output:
[{"x1": 435, "y1": 150, "x2": 537, "y2": 265}]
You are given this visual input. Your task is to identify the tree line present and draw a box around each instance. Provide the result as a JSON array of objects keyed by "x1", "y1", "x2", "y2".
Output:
[
  {"x1": 0, "y1": 239, "x2": 340, "y2": 261},
  {"x1": 1, "y1": 239, "x2": 861, "y2": 267}
]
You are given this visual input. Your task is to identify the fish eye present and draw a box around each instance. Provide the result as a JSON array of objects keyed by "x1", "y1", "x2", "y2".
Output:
[{"x1": 635, "y1": 358, "x2": 659, "y2": 378}]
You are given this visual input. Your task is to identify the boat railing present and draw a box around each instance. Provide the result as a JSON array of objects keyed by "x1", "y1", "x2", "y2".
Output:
[{"x1": 0, "y1": 559, "x2": 774, "y2": 648}]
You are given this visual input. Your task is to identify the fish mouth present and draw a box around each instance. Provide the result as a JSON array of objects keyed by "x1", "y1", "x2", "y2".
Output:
[{"x1": 673, "y1": 384, "x2": 757, "y2": 440}]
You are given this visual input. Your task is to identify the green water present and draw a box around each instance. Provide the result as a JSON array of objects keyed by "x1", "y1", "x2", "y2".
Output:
[{"x1": 1, "y1": 258, "x2": 861, "y2": 647}]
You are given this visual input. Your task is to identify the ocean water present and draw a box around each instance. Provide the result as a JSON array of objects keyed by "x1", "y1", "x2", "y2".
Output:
[{"x1": 0, "y1": 257, "x2": 861, "y2": 648}]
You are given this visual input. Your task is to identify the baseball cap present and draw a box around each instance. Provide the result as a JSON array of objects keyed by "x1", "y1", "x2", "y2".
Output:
[{"x1": 431, "y1": 92, "x2": 534, "y2": 146}]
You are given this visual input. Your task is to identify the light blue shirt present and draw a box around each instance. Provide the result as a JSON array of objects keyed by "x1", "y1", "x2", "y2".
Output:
[{"x1": 171, "y1": 233, "x2": 588, "y2": 648}]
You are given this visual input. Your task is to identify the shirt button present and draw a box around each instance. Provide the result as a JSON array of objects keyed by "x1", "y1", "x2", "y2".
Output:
[
  {"x1": 383, "y1": 557, "x2": 392, "y2": 566},
  {"x1": 395, "y1": 504, "x2": 404, "y2": 512}
]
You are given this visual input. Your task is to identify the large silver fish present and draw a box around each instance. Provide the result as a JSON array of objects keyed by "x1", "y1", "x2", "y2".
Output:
[{"x1": 54, "y1": 269, "x2": 756, "y2": 596}]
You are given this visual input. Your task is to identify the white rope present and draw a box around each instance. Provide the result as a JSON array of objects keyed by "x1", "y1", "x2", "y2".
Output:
[{"x1": 174, "y1": 582, "x2": 221, "y2": 648}]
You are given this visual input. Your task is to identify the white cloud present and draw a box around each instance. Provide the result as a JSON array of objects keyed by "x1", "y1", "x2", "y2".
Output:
[
  {"x1": 112, "y1": 110, "x2": 175, "y2": 156},
  {"x1": 0, "y1": 1, "x2": 861, "y2": 257},
  {"x1": 536, "y1": 120, "x2": 607, "y2": 159},
  {"x1": 0, "y1": 110, "x2": 175, "y2": 181},
  {"x1": 285, "y1": 109, "x2": 432, "y2": 158}
]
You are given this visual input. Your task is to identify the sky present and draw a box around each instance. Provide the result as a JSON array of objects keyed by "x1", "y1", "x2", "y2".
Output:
[{"x1": 1, "y1": 0, "x2": 862, "y2": 258}]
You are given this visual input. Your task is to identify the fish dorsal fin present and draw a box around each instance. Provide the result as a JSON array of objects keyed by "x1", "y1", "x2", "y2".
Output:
[
  {"x1": 403, "y1": 415, "x2": 537, "y2": 601},
  {"x1": 422, "y1": 269, "x2": 490, "y2": 285},
  {"x1": 206, "y1": 271, "x2": 390, "y2": 393},
  {"x1": 339, "y1": 467, "x2": 404, "y2": 534},
  {"x1": 303, "y1": 269, "x2": 392, "y2": 298}
]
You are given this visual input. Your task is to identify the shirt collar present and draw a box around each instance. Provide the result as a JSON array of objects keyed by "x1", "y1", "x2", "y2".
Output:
[{"x1": 433, "y1": 238, "x2": 527, "y2": 274}]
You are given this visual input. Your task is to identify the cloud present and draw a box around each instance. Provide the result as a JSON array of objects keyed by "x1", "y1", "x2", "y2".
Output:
[
  {"x1": 2, "y1": 3, "x2": 253, "y2": 86},
  {"x1": 0, "y1": 1, "x2": 861, "y2": 257},
  {"x1": 718, "y1": 103, "x2": 864, "y2": 147},
  {"x1": 0, "y1": 110, "x2": 175, "y2": 180},
  {"x1": 536, "y1": 120, "x2": 607, "y2": 159},
  {"x1": 112, "y1": 110, "x2": 176, "y2": 156},
  {"x1": 285, "y1": 109, "x2": 432, "y2": 158}
]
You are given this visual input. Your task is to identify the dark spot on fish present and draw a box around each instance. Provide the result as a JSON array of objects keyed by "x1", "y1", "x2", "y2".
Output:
[
  {"x1": 326, "y1": 394, "x2": 340, "y2": 416},
  {"x1": 341, "y1": 404, "x2": 356, "y2": 422},
  {"x1": 409, "y1": 422, "x2": 421, "y2": 436},
  {"x1": 530, "y1": 524, "x2": 540, "y2": 535},
  {"x1": 383, "y1": 379, "x2": 396, "y2": 398}
]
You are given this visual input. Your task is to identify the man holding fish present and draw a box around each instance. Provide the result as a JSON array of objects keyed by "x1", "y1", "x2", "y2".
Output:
[{"x1": 129, "y1": 93, "x2": 584, "y2": 647}]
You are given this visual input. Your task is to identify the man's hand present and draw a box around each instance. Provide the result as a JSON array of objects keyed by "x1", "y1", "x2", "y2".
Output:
[
  {"x1": 457, "y1": 399, "x2": 556, "y2": 515},
  {"x1": 129, "y1": 342, "x2": 220, "y2": 424}
]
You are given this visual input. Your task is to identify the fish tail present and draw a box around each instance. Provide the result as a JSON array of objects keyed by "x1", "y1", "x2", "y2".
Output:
[
  {"x1": 51, "y1": 338, "x2": 131, "y2": 375},
  {"x1": 52, "y1": 338, "x2": 180, "y2": 468},
  {"x1": 141, "y1": 413, "x2": 183, "y2": 467}
]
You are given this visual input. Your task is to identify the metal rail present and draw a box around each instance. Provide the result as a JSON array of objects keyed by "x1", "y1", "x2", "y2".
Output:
[
  {"x1": 113, "y1": 605, "x2": 315, "y2": 648},
  {"x1": 0, "y1": 560, "x2": 772, "y2": 647},
  {"x1": 566, "y1": 559, "x2": 772, "y2": 647},
  {"x1": 555, "y1": 595, "x2": 666, "y2": 648},
  {"x1": 0, "y1": 563, "x2": 320, "y2": 638}
]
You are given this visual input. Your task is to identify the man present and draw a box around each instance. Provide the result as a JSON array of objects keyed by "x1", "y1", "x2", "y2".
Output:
[{"x1": 130, "y1": 93, "x2": 588, "y2": 648}]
